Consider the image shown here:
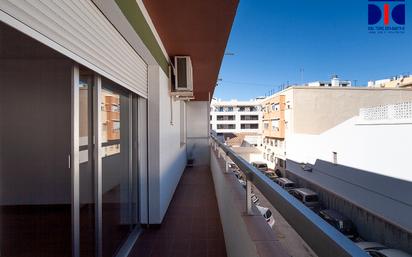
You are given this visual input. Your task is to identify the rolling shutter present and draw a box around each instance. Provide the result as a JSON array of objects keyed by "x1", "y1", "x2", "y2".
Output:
[{"x1": 0, "y1": 0, "x2": 148, "y2": 98}]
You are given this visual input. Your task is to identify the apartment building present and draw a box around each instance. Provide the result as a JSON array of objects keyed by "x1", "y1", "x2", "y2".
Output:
[
  {"x1": 261, "y1": 86, "x2": 412, "y2": 178},
  {"x1": 0, "y1": 1, "x2": 239, "y2": 257},
  {"x1": 210, "y1": 99, "x2": 263, "y2": 133},
  {"x1": 367, "y1": 74, "x2": 412, "y2": 88}
]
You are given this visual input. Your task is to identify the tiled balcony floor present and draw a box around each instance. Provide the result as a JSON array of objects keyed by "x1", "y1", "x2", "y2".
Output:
[{"x1": 129, "y1": 165, "x2": 227, "y2": 257}]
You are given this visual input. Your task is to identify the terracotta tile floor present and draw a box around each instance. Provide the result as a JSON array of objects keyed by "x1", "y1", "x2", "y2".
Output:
[{"x1": 129, "y1": 166, "x2": 227, "y2": 257}]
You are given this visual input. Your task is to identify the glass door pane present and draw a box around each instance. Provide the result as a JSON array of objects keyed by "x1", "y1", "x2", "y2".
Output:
[
  {"x1": 79, "y1": 70, "x2": 95, "y2": 257},
  {"x1": 0, "y1": 22, "x2": 72, "y2": 256},
  {"x1": 101, "y1": 80, "x2": 132, "y2": 257}
]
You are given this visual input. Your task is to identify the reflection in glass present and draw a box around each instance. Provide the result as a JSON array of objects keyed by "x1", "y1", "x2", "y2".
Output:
[{"x1": 101, "y1": 80, "x2": 133, "y2": 257}]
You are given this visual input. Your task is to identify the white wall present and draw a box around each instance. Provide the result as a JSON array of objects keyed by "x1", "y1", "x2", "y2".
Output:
[
  {"x1": 147, "y1": 65, "x2": 187, "y2": 224},
  {"x1": 158, "y1": 69, "x2": 187, "y2": 221},
  {"x1": 287, "y1": 116, "x2": 412, "y2": 182},
  {"x1": 187, "y1": 101, "x2": 210, "y2": 166}
]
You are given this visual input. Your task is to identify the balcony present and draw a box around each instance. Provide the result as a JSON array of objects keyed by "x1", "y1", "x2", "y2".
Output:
[
  {"x1": 129, "y1": 136, "x2": 369, "y2": 257},
  {"x1": 263, "y1": 124, "x2": 285, "y2": 139},
  {"x1": 129, "y1": 166, "x2": 226, "y2": 257}
]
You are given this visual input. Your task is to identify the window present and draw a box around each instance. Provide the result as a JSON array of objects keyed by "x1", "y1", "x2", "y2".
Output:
[
  {"x1": 217, "y1": 124, "x2": 235, "y2": 129},
  {"x1": 241, "y1": 124, "x2": 258, "y2": 129},
  {"x1": 271, "y1": 103, "x2": 279, "y2": 111},
  {"x1": 241, "y1": 115, "x2": 258, "y2": 120},
  {"x1": 293, "y1": 192, "x2": 304, "y2": 201},
  {"x1": 271, "y1": 119, "x2": 280, "y2": 131},
  {"x1": 217, "y1": 115, "x2": 235, "y2": 120},
  {"x1": 264, "y1": 122, "x2": 269, "y2": 129},
  {"x1": 305, "y1": 195, "x2": 319, "y2": 202}
]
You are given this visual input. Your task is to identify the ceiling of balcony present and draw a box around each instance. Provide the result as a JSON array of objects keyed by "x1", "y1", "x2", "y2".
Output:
[{"x1": 143, "y1": 0, "x2": 239, "y2": 101}]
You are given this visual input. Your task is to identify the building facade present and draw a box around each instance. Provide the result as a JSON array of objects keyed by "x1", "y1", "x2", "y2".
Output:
[
  {"x1": 210, "y1": 99, "x2": 263, "y2": 133},
  {"x1": 287, "y1": 101, "x2": 412, "y2": 182},
  {"x1": 261, "y1": 86, "x2": 412, "y2": 179}
]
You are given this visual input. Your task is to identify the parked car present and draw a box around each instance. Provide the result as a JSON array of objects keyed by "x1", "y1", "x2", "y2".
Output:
[
  {"x1": 256, "y1": 205, "x2": 275, "y2": 228},
  {"x1": 356, "y1": 242, "x2": 412, "y2": 257},
  {"x1": 238, "y1": 178, "x2": 246, "y2": 188},
  {"x1": 356, "y1": 241, "x2": 386, "y2": 251},
  {"x1": 264, "y1": 170, "x2": 277, "y2": 181},
  {"x1": 318, "y1": 209, "x2": 358, "y2": 240},
  {"x1": 289, "y1": 188, "x2": 321, "y2": 211},
  {"x1": 251, "y1": 193, "x2": 259, "y2": 204},
  {"x1": 228, "y1": 161, "x2": 238, "y2": 170},
  {"x1": 275, "y1": 177, "x2": 296, "y2": 192},
  {"x1": 233, "y1": 169, "x2": 243, "y2": 180},
  {"x1": 251, "y1": 161, "x2": 268, "y2": 172}
]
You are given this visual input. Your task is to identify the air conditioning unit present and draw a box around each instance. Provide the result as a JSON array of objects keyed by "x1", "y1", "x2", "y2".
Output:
[{"x1": 174, "y1": 56, "x2": 193, "y2": 91}]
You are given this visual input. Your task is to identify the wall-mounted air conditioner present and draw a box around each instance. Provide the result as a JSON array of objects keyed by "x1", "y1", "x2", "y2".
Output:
[{"x1": 174, "y1": 56, "x2": 193, "y2": 92}]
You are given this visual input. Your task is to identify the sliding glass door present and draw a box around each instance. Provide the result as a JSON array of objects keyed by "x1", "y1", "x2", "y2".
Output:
[
  {"x1": 0, "y1": 22, "x2": 142, "y2": 257},
  {"x1": 0, "y1": 22, "x2": 73, "y2": 256},
  {"x1": 101, "y1": 80, "x2": 134, "y2": 257},
  {"x1": 75, "y1": 67, "x2": 140, "y2": 257}
]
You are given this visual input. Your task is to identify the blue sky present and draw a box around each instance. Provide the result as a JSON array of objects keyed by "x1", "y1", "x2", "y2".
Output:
[{"x1": 214, "y1": 0, "x2": 412, "y2": 100}]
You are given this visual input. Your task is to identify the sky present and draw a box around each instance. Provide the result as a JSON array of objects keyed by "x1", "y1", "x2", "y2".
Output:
[{"x1": 214, "y1": 0, "x2": 412, "y2": 101}]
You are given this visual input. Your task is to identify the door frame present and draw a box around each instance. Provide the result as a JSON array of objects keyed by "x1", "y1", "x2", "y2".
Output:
[{"x1": 71, "y1": 64, "x2": 143, "y2": 257}]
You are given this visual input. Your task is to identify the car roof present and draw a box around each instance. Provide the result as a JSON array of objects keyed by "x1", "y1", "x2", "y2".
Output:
[
  {"x1": 278, "y1": 178, "x2": 295, "y2": 183},
  {"x1": 252, "y1": 161, "x2": 267, "y2": 165},
  {"x1": 375, "y1": 249, "x2": 412, "y2": 257},
  {"x1": 320, "y1": 209, "x2": 349, "y2": 220},
  {"x1": 256, "y1": 205, "x2": 269, "y2": 213},
  {"x1": 356, "y1": 241, "x2": 386, "y2": 250},
  {"x1": 293, "y1": 188, "x2": 317, "y2": 196}
]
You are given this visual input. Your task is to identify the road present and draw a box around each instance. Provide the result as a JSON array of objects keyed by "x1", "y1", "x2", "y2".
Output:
[{"x1": 252, "y1": 184, "x2": 318, "y2": 257}]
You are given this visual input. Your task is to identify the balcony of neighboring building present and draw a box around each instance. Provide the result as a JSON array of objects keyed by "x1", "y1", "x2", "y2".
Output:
[
  {"x1": 216, "y1": 115, "x2": 237, "y2": 121},
  {"x1": 240, "y1": 115, "x2": 260, "y2": 122},
  {"x1": 263, "y1": 119, "x2": 285, "y2": 139},
  {"x1": 262, "y1": 95, "x2": 286, "y2": 121},
  {"x1": 238, "y1": 106, "x2": 260, "y2": 112},
  {"x1": 240, "y1": 123, "x2": 260, "y2": 131}
]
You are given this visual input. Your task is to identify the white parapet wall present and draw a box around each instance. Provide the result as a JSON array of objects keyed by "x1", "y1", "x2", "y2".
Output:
[
  {"x1": 287, "y1": 113, "x2": 412, "y2": 182},
  {"x1": 358, "y1": 101, "x2": 412, "y2": 124}
]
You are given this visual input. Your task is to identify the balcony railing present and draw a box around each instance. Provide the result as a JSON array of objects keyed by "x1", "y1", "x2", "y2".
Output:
[{"x1": 210, "y1": 134, "x2": 369, "y2": 257}]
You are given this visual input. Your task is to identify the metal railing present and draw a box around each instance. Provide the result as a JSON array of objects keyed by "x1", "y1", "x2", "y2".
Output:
[{"x1": 210, "y1": 134, "x2": 369, "y2": 257}]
